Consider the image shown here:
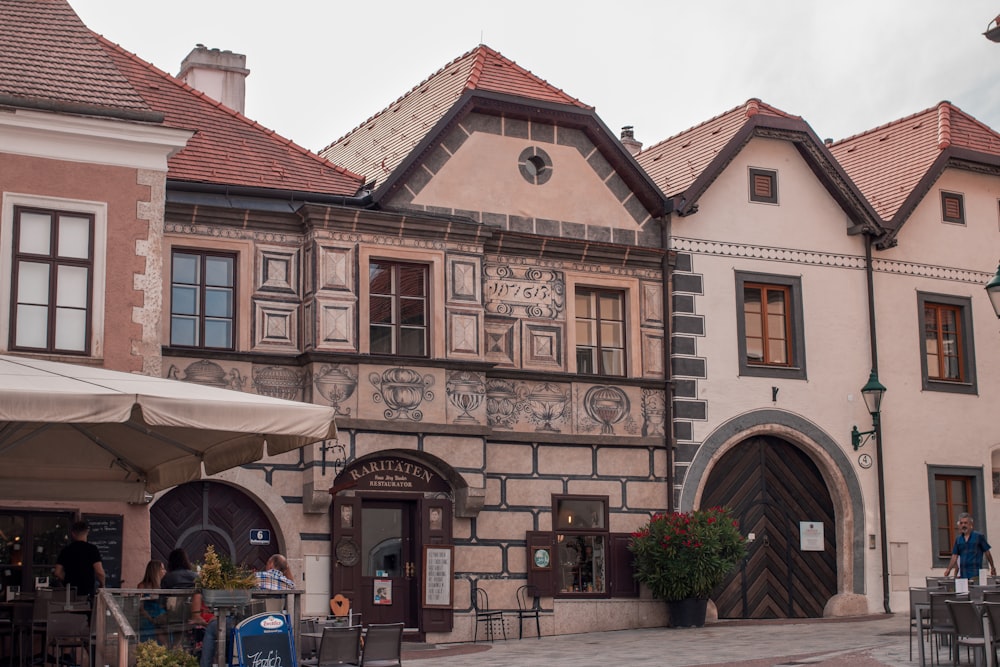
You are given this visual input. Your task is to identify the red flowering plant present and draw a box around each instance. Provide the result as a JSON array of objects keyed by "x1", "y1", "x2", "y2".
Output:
[{"x1": 628, "y1": 507, "x2": 747, "y2": 602}]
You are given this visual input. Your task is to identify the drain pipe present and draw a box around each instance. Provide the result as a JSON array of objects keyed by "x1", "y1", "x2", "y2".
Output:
[
  {"x1": 662, "y1": 212, "x2": 675, "y2": 514},
  {"x1": 865, "y1": 234, "x2": 891, "y2": 614}
]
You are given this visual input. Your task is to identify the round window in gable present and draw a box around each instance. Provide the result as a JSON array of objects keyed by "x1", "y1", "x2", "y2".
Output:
[{"x1": 518, "y1": 146, "x2": 553, "y2": 185}]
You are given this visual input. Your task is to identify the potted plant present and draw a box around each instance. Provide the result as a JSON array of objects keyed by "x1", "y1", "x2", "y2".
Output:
[
  {"x1": 628, "y1": 507, "x2": 747, "y2": 627},
  {"x1": 196, "y1": 544, "x2": 256, "y2": 607},
  {"x1": 135, "y1": 639, "x2": 198, "y2": 667}
]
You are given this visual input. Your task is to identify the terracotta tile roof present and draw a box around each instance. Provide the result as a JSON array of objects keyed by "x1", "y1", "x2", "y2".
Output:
[
  {"x1": 95, "y1": 36, "x2": 364, "y2": 195},
  {"x1": 830, "y1": 102, "x2": 1000, "y2": 225},
  {"x1": 319, "y1": 44, "x2": 591, "y2": 186},
  {"x1": 0, "y1": 0, "x2": 152, "y2": 117},
  {"x1": 636, "y1": 99, "x2": 800, "y2": 197}
]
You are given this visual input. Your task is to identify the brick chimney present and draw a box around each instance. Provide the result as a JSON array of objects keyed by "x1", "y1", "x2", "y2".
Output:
[
  {"x1": 178, "y1": 45, "x2": 249, "y2": 114},
  {"x1": 620, "y1": 125, "x2": 642, "y2": 156}
]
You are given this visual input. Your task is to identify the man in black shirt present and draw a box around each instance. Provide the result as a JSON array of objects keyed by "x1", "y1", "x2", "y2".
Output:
[{"x1": 54, "y1": 521, "x2": 105, "y2": 597}]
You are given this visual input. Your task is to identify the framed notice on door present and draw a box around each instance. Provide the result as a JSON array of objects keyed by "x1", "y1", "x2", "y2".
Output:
[
  {"x1": 422, "y1": 545, "x2": 454, "y2": 609},
  {"x1": 374, "y1": 579, "x2": 392, "y2": 605}
]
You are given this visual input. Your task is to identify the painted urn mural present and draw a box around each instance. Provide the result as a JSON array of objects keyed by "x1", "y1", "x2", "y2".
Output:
[{"x1": 370, "y1": 367, "x2": 435, "y2": 421}]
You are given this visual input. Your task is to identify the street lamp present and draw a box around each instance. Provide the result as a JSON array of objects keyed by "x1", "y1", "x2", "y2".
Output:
[
  {"x1": 985, "y1": 262, "x2": 1000, "y2": 318},
  {"x1": 986, "y1": 16, "x2": 1000, "y2": 42},
  {"x1": 851, "y1": 370, "x2": 887, "y2": 450}
]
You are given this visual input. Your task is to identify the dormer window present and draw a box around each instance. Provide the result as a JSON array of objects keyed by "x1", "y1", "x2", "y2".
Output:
[
  {"x1": 749, "y1": 168, "x2": 777, "y2": 204},
  {"x1": 941, "y1": 192, "x2": 965, "y2": 224}
]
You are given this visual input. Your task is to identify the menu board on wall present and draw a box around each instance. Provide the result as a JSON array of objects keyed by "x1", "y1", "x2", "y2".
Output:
[
  {"x1": 422, "y1": 545, "x2": 453, "y2": 608},
  {"x1": 82, "y1": 514, "x2": 123, "y2": 587}
]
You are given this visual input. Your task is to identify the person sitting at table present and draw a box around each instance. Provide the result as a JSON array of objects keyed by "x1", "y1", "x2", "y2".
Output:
[
  {"x1": 161, "y1": 548, "x2": 197, "y2": 589},
  {"x1": 255, "y1": 554, "x2": 295, "y2": 590},
  {"x1": 137, "y1": 560, "x2": 167, "y2": 643}
]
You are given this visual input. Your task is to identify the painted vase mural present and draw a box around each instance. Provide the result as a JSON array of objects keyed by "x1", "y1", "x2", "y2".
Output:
[
  {"x1": 314, "y1": 364, "x2": 358, "y2": 416},
  {"x1": 583, "y1": 385, "x2": 630, "y2": 435},
  {"x1": 370, "y1": 367, "x2": 435, "y2": 421},
  {"x1": 485, "y1": 378, "x2": 524, "y2": 429},
  {"x1": 525, "y1": 382, "x2": 570, "y2": 432},
  {"x1": 446, "y1": 371, "x2": 485, "y2": 423}
]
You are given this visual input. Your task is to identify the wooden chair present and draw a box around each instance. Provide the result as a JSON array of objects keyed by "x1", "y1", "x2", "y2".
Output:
[
  {"x1": 473, "y1": 587, "x2": 505, "y2": 643},
  {"x1": 359, "y1": 622, "x2": 402, "y2": 667},
  {"x1": 515, "y1": 585, "x2": 541, "y2": 639}
]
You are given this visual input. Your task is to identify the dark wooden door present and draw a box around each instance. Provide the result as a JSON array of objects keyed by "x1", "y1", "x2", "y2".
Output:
[
  {"x1": 702, "y1": 436, "x2": 836, "y2": 619},
  {"x1": 151, "y1": 481, "x2": 278, "y2": 571},
  {"x1": 356, "y1": 500, "x2": 418, "y2": 627}
]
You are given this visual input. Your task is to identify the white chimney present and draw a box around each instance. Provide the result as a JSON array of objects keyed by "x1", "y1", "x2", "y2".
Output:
[
  {"x1": 178, "y1": 45, "x2": 249, "y2": 114},
  {"x1": 620, "y1": 125, "x2": 642, "y2": 156}
]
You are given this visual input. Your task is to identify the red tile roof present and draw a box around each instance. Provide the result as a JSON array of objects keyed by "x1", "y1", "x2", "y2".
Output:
[
  {"x1": 636, "y1": 99, "x2": 800, "y2": 197},
  {"x1": 94, "y1": 36, "x2": 364, "y2": 195},
  {"x1": 319, "y1": 44, "x2": 590, "y2": 186},
  {"x1": 0, "y1": 0, "x2": 152, "y2": 117},
  {"x1": 830, "y1": 102, "x2": 1000, "y2": 225}
]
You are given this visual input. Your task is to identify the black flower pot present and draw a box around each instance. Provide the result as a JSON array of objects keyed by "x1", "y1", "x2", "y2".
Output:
[{"x1": 667, "y1": 598, "x2": 708, "y2": 628}]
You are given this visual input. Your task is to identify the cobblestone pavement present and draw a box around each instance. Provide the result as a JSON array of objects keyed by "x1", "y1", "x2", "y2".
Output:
[{"x1": 404, "y1": 614, "x2": 924, "y2": 666}]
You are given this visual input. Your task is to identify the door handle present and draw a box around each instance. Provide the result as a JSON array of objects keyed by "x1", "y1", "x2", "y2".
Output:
[
  {"x1": 405, "y1": 562, "x2": 415, "y2": 578},
  {"x1": 762, "y1": 535, "x2": 770, "y2": 548}
]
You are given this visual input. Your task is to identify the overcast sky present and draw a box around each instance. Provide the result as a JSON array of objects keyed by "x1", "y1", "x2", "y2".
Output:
[{"x1": 71, "y1": 1, "x2": 1000, "y2": 155}]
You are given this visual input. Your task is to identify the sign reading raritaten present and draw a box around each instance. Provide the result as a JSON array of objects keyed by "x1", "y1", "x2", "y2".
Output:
[{"x1": 347, "y1": 458, "x2": 449, "y2": 493}]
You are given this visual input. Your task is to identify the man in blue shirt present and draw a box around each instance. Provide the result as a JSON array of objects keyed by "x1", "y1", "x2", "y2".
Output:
[{"x1": 944, "y1": 513, "x2": 996, "y2": 583}]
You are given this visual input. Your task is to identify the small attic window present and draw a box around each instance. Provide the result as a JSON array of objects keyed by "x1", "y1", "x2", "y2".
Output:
[
  {"x1": 941, "y1": 191, "x2": 965, "y2": 224},
  {"x1": 518, "y1": 146, "x2": 552, "y2": 185},
  {"x1": 749, "y1": 168, "x2": 777, "y2": 204}
]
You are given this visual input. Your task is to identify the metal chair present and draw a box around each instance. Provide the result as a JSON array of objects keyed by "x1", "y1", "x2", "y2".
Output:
[
  {"x1": 928, "y1": 577, "x2": 957, "y2": 592},
  {"x1": 314, "y1": 624, "x2": 361, "y2": 667},
  {"x1": 910, "y1": 586, "x2": 931, "y2": 662},
  {"x1": 515, "y1": 585, "x2": 541, "y2": 639},
  {"x1": 44, "y1": 611, "x2": 90, "y2": 667},
  {"x1": 946, "y1": 599, "x2": 987, "y2": 667},
  {"x1": 473, "y1": 587, "x2": 505, "y2": 643},
  {"x1": 982, "y1": 602, "x2": 1000, "y2": 667},
  {"x1": 359, "y1": 622, "x2": 403, "y2": 667},
  {"x1": 928, "y1": 591, "x2": 962, "y2": 665}
]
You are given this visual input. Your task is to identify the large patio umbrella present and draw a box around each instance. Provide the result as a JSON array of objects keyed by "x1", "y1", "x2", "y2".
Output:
[{"x1": 0, "y1": 354, "x2": 337, "y2": 502}]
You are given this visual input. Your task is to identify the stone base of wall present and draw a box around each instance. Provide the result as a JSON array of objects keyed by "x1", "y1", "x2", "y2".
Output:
[{"x1": 823, "y1": 592, "x2": 871, "y2": 616}]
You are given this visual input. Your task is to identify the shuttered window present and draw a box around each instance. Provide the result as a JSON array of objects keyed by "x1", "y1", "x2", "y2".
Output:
[
  {"x1": 749, "y1": 168, "x2": 777, "y2": 204},
  {"x1": 941, "y1": 192, "x2": 965, "y2": 224}
]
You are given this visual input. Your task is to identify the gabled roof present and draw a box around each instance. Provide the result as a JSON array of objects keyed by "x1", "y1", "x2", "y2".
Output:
[
  {"x1": 636, "y1": 99, "x2": 883, "y2": 234},
  {"x1": 829, "y1": 102, "x2": 1000, "y2": 237},
  {"x1": 319, "y1": 44, "x2": 590, "y2": 187},
  {"x1": 96, "y1": 36, "x2": 365, "y2": 196},
  {"x1": 637, "y1": 99, "x2": 798, "y2": 198},
  {"x1": 0, "y1": 0, "x2": 156, "y2": 121}
]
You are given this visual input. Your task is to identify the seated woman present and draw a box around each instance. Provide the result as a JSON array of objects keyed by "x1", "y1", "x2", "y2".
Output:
[{"x1": 137, "y1": 560, "x2": 167, "y2": 643}]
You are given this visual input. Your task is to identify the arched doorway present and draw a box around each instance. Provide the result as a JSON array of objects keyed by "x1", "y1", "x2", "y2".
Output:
[
  {"x1": 703, "y1": 435, "x2": 836, "y2": 618},
  {"x1": 151, "y1": 481, "x2": 278, "y2": 570}
]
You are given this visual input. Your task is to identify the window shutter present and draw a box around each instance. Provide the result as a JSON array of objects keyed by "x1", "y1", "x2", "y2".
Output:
[
  {"x1": 526, "y1": 531, "x2": 556, "y2": 597},
  {"x1": 753, "y1": 173, "x2": 772, "y2": 200},
  {"x1": 607, "y1": 533, "x2": 639, "y2": 597},
  {"x1": 943, "y1": 194, "x2": 963, "y2": 222}
]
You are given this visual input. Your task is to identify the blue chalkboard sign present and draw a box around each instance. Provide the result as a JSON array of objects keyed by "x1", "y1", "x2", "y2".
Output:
[{"x1": 234, "y1": 612, "x2": 296, "y2": 667}]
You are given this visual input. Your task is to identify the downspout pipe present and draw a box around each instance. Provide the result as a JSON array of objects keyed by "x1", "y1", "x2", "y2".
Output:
[
  {"x1": 865, "y1": 234, "x2": 891, "y2": 614},
  {"x1": 661, "y1": 212, "x2": 675, "y2": 514}
]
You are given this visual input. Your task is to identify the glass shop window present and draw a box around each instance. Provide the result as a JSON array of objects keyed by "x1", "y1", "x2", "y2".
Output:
[{"x1": 553, "y1": 496, "x2": 608, "y2": 595}]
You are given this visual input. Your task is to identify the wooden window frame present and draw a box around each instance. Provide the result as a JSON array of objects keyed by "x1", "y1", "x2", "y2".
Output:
[
  {"x1": 927, "y1": 466, "x2": 985, "y2": 566},
  {"x1": 574, "y1": 288, "x2": 626, "y2": 377},
  {"x1": 749, "y1": 168, "x2": 778, "y2": 204},
  {"x1": 169, "y1": 249, "x2": 237, "y2": 351},
  {"x1": 9, "y1": 206, "x2": 95, "y2": 355},
  {"x1": 368, "y1": 260, "x2": 429, "y2": 358},
  {"x1": 918, "y1": 292, "x2": 976, "y2": 395},
  {"x1": 551, "y1": 495, "x2": 610, "y2": 598},
  {"x1": 735, "y1": 272, "x2": 806, "y2": 380},
  {"x1": 941, "y1": 191, "x2": 965, "y2": 225}
]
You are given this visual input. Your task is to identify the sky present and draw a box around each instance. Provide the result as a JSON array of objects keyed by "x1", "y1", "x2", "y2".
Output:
[{"x1": 70, "y1": 1, "x2": 1000, "y2": 155}]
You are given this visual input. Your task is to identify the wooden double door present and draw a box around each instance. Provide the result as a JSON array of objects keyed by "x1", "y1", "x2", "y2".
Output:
[
  {"x1": 703, "y1": 436, "x2": 837, "y2": 618},
  {"x1": 332, "y1": 494, "x2": 452, "y2": 635}
]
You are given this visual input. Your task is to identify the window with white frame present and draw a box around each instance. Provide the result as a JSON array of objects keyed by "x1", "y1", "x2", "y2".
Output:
[{"x1": 9, "y1": 206, "x2": 94, "y2": 354}]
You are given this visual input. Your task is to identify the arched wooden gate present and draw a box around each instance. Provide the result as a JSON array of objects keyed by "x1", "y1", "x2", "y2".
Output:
[
  {"x1": 703, "y1": 436, "x2": 836, "y2": 618},
  {"x1": 151, "y1": 481, "x2": 278, "y2": 570}
]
